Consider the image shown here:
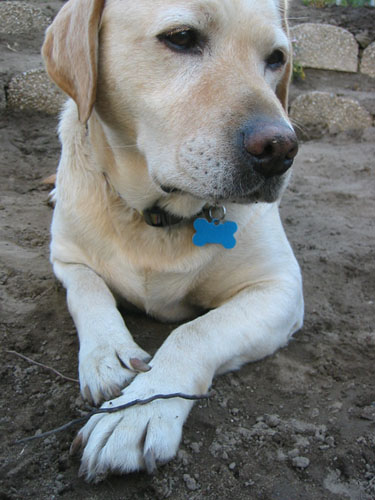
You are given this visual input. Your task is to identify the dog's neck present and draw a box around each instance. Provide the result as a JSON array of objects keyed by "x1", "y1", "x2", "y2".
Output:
[{"x1": 88, "y1": 113, "x2": 207, "y2": 219}]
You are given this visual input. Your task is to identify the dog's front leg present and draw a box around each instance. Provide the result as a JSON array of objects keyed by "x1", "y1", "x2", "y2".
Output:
[
  {"x1": 75, "y1": 273, "x2": 303, "y2": 481},
  {"x1": 53, "y1": 261, "x2": 150, "y2": 405}
]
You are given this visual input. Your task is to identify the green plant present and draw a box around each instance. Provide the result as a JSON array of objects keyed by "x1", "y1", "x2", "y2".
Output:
[
  {"x1": 302, "y1": 0, "x2": 334, "y2": 6},
  {"x1": 292, "y1": 61, "x2": 306, "y2": 81}
]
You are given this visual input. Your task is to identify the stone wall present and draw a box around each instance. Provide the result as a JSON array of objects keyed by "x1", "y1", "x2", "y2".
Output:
[{"x1": 290, "y1": 23, "x2": 374, "y2": 138}]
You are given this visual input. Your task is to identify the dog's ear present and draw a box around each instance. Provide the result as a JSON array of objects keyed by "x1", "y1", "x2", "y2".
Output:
[
  {"x1": 42, "y1": 0, "x2": 105, "y2": 123},
  {"x1": 276, "y1": 0, "x2": 292, "y2": 112}
]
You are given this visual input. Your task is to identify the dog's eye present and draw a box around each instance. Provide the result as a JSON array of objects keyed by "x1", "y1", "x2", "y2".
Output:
[
  {"x1": 266, "y1": 49, "x2": 286, "y2": 70},
  {"x1": 158, "y1": 28, "x2": 201, "y2": 53}
]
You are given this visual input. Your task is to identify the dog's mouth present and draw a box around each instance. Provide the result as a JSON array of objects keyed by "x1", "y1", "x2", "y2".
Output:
[
  {"x1": 159, "y1": 174, "x2": 285, "y2": 205},
  {"x1": 160, "y1": 185, "x2": 183, "y2": 195}
]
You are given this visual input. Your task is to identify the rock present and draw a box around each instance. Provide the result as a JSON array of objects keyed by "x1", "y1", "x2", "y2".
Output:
[
  {"x1": 290, "y1": 91, "x2": 373, "y2": 139},
  {"x1": 288, "y1": 419, "x2": 316, "y2": 435},
  {"x1": 314, "y1": 425, "x2": 327, "y2": 442},
  {"x1": 325, "y1": 436, "x2": 335, "y2": 447},
  {"x1": 151, "y1": 477, "x2": 173, "y2": 499},
  {"x1": 291, "y1": 24, "x2": 358, "y2": 73},
  {"x1": 263, "y1": 414, "x2": 281, "y2": 428},
  {"x1": 0, "y1": 1, "x2": 51, "y2": 35},
  {"x1": 288, "y1": 448, "x2": 300, "y2": 458},
  {"x1": 355, "y1": 31, "x2": 372, "y2": 50},
  {"x1": 360, "y1": 42, "x2": 375, "y2": 79},
  {"x1": 183, "y1": 474, "x2": 199, "y2": 491},
  {"x1": 360, "y1": 405, "x2": 375, "y2": 421},
  {"x1": 333, "y1": 90, "x2": 375, "y2": 117},
  {"x1": 295, "y1": 436, "x2": 310, "y2": 448},
  {"x1": 190, "y1": 442, "x2": 201, "y2": 453},
  {"x1": 177, "y1": 449, "x2": 191, "y2": 466},
  {"x1": 292, "y1": 456, "x2": 310, "y2": 469},
  {"x1": 209, "y1": 440, "x2": 222, "y2": 457},
  {"x1": 238, "y1": 427, "x2": 253, "y2": 441},
  {"x1": 310, "y1": 408, "x2": 320, "y2": 418},
  {"x1": 7, "y1": 69, "x2": 66, "y2": 114}
]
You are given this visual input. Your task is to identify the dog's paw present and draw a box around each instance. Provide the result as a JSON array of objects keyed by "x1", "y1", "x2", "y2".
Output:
[
  {"x1": 72, "y1": 373, "x2": 193, "y2": 482},
  {"x1": 79, "y1": 343, "x2": 151, "y2": 405}
]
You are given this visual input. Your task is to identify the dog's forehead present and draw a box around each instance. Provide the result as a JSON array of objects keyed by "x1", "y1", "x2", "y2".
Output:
[
  {"x1": 106, "y1": 0, "x2": 284, "y2": 32},
  {"x1": 151, "y1": 0, "x2": 281, "y2": 23}
]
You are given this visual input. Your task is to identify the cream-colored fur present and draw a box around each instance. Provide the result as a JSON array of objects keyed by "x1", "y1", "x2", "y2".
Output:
[{"x1": 43, "y1": 0, "x2": 303, "y2": 481}]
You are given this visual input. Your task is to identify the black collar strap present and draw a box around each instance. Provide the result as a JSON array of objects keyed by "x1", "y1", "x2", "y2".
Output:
[
  {"x1": 142, "y1": 204, "x2": 226, "y2": 228},
  {"x1": 142, "y1": 206, "x2": 187, "y2": 227}
]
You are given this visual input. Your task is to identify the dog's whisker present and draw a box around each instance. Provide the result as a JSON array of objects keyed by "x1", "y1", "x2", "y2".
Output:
[
  {"x1": 286, "y1": 16, "x2": 310, "y2": 21},
  {"x1": 290, "y1": 117, "x2": 308, "y2": 135}
]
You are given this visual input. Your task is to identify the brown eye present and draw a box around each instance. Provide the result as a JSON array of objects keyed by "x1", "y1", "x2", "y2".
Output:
[
  {"x1": 158, "y1": 28, "x2": 202, "y2": 53},
  {"x1": 266, "y1": 49, "x2": 286, "y2": 70}
]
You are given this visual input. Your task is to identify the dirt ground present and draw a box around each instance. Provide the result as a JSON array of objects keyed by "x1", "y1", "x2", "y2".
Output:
[{"x1": 1, "y1": 1, "x2": 375, "y2": 499}]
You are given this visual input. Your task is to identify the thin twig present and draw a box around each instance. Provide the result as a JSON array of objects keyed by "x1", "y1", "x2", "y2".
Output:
[
  {"x1": 6, "y1": 350, "x2": 79, "y2": 384},
  {"x1": 14, "y1": 392, "x2": 213, "y2": 444}
]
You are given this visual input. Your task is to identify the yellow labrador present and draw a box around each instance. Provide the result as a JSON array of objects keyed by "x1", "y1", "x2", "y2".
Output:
[{"x1": 42, "y1": 0, "x2": 303, "y2": 481}]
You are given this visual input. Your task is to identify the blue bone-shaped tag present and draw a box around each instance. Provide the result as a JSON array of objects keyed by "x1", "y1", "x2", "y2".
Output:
[{"x1": 193, "y1": 218, "x2": 238, "y2": 249}]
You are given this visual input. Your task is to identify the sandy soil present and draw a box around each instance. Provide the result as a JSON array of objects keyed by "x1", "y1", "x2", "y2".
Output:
[{"x1": 1, "y1": 1, "x2": 375, "y2": 499}]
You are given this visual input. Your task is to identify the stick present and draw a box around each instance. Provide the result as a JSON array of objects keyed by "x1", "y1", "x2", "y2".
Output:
[
  {"x1": 14, "y1": 392, "x2": 213, "y2": 445},
  {"x1": 6, "y1": 350, "x2": 79, "y2": 383}
]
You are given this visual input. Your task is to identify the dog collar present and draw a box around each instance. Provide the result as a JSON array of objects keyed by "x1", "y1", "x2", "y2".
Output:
[
  {"x1": 142, "y1": 204, "x2": 217, "y2": 228},
  {"x1": 142, "y1": 205, "x2": 238, "y2": 249}
]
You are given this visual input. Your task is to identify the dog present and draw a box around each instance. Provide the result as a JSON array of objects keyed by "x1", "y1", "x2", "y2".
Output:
[{"x1": 42, "y1": 0, "x2": 304, "y2": 482}]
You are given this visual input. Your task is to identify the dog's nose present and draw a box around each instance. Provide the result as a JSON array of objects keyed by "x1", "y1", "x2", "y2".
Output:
[{"x1": 243, "y1": 121, "x2": 298, "y2": 177}]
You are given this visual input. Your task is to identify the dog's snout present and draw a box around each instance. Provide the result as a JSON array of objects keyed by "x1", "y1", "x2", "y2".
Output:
[{"x1": 242, "y1": 120, "x2": 298, "y2": 178}]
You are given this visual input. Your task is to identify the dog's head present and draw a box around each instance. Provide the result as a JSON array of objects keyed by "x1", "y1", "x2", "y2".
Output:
[{"x1": 43, "y1": 0, "x2": 297, "y2": 205}]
